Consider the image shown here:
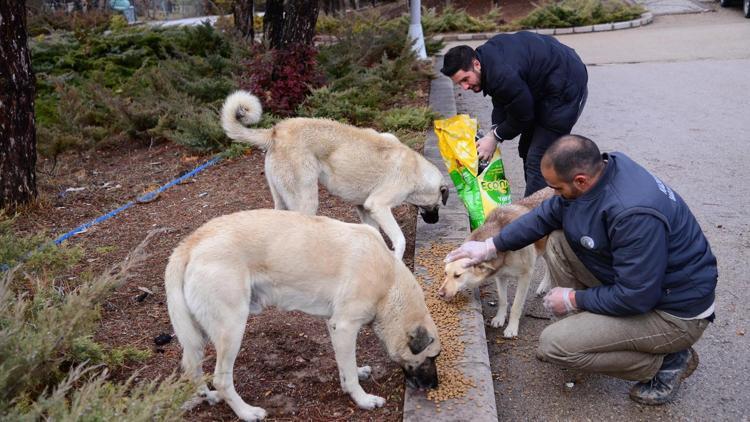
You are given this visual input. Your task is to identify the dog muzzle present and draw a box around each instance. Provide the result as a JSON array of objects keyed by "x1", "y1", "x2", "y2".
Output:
[
  {"x1": 419, "y1": 207, "x2": 439, "y2": 224},
  {"x1": 403, "y1": 356, "x2": 439, "y2": 390}
]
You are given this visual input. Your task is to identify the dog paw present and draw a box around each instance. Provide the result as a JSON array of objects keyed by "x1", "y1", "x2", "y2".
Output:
[
  {"x1": 490, "y1": 315, "x2": 506, "y2": 328},
  {"x1": 357, "y1": 365, "x2": 373, "y2": 380},
  {"x1": 203, "y1": 390, "x2": 222, "y2": 405},
  {"x1": 236, "y1": 405, "x2": 267, "y2": 421},
  {"x1": 354, "y1": 393, "x2": 386, "y2": 410},
  {"x1": 503, "y1": 323, "x2": 519, "y2": 338}
]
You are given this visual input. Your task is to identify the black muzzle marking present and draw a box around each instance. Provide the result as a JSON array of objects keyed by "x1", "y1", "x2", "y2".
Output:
[
  {"x1": 403, "y1": 356, "x2": 439, "y2": 390},
  {"x1": 420, "y1": 208, "x2": 439, "y2": 224}
]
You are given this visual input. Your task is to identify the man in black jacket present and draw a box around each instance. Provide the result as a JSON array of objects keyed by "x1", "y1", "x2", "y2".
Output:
[
  {"x1": 441, "y1": 32, "x2": 588, "y2": 196},
  {"x1": 445, "y1": 135, "x2": 717, "y2": 405}
]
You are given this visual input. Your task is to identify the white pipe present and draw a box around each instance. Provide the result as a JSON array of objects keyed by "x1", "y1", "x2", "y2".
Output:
[{"x1": 408, "y1": 0, "x2": 427, "y2": 59}]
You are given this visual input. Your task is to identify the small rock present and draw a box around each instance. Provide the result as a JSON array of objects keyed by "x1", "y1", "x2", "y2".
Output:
[
  {"x1": 565, "y1": 381, "x2": 575, "y2": 389},
  {"x1": 154, "y1": 333, "x2": 173, "y2": 346}
]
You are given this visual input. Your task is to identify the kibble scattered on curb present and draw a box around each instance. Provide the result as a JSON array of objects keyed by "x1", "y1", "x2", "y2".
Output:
[{"x1": 417, "y1": 242, "x2": 477, "y2": 403}]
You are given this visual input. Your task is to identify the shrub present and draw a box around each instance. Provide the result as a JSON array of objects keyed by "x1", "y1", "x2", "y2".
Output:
[
  {"x1": 238, "y1": 43, "x2": 324, "y2": 117},
  {"x1": 27, "y1": 9, "x2": 113, "y2": 37},
  {"x1": 418, "y1": 6, "x2": 502, "y2": 33},
  {"x1": 516, "y1": 0, "x2": 645, "y2": 28},
  {"x1": 381, "y1": 107, "x2": 438, "y2": 132},
  {"x1": 0, "y1": 230, "x2": 191, "y2": 419}
]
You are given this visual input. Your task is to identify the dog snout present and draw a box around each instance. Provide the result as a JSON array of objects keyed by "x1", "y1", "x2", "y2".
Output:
[
  {"x1": 403, "y1": 356, "x2": 439, "y2": 390},
  {"x1": 420, "y1": 208, "x2": 439, "y2": 224}
]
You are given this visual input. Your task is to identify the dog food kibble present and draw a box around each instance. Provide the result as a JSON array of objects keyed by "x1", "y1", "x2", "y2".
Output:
[{"x1": 417, "y1": 242, "x2": 476, "y2": 403}]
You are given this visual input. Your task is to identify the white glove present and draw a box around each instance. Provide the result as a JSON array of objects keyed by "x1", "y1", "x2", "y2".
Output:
[
  {"x1": 476, "y1": 132, "x2": 499, "y2": 161},
  {"x1": 444, "y1": 238, "x2": 497, "y2": 267},
  {"x1": 543, "y1": 287, "x2": 577, "y2": 317}
]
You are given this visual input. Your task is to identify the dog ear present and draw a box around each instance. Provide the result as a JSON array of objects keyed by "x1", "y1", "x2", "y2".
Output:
[
  {"x1": 440, "y1": 185, "x2": 449, "y2": 205},
  {"x1": 477, "y1": 262, "x2": 496, "y2": 272},
  {"x1": 407, "y1": 326, "x2": 434, "y2": 355}
]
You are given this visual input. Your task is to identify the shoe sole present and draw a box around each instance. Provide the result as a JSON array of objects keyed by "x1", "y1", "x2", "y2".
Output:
[
  {"x1": 629, "y1": 347, "x2": 700, "y2": 406},
  {"x1": 682, "y1": 347, "x2": 699, "y2": 380}
]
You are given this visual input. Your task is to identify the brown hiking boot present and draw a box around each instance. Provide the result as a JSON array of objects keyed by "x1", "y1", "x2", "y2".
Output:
[{"x1": 629, "y1": 347, "x2": 699, "y2": 405}]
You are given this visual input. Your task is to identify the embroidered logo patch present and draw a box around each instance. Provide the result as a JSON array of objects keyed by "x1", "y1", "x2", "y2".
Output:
[{"x1": 580, "y1": 236, "x2": 595, "y2": 249}]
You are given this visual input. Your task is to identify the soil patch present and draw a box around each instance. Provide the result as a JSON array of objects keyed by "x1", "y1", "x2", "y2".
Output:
[{"x1": 14, "y1": 138, "x2": 416, "y2": 421}]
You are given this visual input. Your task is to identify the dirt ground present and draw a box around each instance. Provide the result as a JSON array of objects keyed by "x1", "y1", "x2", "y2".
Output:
[{"x1": 9, "y1": 1, "x2": 540, "y2": 420}]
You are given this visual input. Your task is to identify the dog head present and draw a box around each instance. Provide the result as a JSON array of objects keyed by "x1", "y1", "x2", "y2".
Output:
[
  {"x1": 438, "y1": 258, "x2": 497, "y2": 300},
  {"x1": 418, "y1": 185, "x2": 449, "y2": 224},
  {"x1": 375, "y1": 270, "x2": 441, "y2": 390}
]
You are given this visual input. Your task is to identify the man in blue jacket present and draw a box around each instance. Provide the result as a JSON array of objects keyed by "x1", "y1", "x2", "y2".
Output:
[
  {"x1": 441, "y1": 32, "x2": 588, "y2": 196},
  {"x1": 445, "y1": 135, "x2": 717, "y2": 405}
]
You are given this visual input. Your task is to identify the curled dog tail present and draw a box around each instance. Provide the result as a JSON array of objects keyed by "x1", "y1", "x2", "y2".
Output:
[
  {"x1": 165, "y1": 245, "x2": 205, "y2": 377},
  {"x1": 220, "y1": 90, "x2": 273, "y2": 150}
]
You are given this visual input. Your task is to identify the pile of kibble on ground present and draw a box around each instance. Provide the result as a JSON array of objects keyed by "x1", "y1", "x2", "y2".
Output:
[{"x1": 416, "y1": 242, "x2": 477, "y2": 411}]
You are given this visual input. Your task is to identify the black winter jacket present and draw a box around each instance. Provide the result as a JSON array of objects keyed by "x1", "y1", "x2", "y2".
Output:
[
  {"x1": 476, "y1": 31, "x2": 588, "y2": 139},
  {"x1": 491, "y1": 153, "x2": 717, "y2": 318}
]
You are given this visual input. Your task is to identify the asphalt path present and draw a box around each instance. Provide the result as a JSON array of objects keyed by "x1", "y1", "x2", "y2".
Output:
[{"x1": 444, "y1": 6, "x2": 750, "y2": 420}]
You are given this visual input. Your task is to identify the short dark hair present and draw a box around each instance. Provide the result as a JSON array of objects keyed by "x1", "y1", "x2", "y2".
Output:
[
  {"x1": 543, "y1": 135, "x2": 603, "y2": 182},
  {"x1": 440, "y1": 45, "x2": 476, "y2": 77}
]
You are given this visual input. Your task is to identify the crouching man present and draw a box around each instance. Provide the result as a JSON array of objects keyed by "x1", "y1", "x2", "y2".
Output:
[{"x1": 445, "y1": 134, "x2": 717, "y2": 405}]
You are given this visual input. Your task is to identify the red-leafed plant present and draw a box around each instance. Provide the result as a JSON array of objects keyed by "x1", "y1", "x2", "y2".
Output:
[{"x1": 239, "y1": 43, "x2": 324, "y2": 117}]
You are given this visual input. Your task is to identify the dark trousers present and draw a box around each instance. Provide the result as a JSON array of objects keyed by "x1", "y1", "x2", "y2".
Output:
[{"x1": 518, "y1": 88, "x2": 588, "y2": 197}]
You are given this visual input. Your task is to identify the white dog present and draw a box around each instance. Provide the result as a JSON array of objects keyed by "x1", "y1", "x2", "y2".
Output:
[
  {"x1": 165, "y1": 209, "x2": 441, "y2": 421},
  {"x1": 220, "y1": 90, "x2": 448, "y2": 260},
  {"x1": 439, "y1": 188, "x2": 554, "y2": 338}
]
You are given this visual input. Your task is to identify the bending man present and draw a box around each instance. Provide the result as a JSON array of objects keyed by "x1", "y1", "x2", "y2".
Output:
[
  {"x1": 441, "y1": 32, "x2": 588, "y2": 196},
  {"x1": 445, "y1": 135, "x2": 717, "y2": 405}
]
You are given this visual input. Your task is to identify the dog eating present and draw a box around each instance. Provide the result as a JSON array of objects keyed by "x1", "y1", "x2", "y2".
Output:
[
  {"x1": 439, "y1": 187, "x2": 554, "y2": 338},
  {"x1": 165, "y1": 209, "x2": 441, "y2": 421},
  {"x1": 220, "y1": 90, "x2": 449, "y2": 260}
]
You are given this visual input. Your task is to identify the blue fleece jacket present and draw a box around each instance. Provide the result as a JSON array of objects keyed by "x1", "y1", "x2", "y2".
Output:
[{"x1": 492, "y1": 153, "x2": 717, "y2": 318}]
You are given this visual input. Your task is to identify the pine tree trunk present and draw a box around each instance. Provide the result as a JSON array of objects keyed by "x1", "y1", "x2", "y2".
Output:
[
  {"x1": 263, "y1": 0, "x2": 285, "y2": 48},
  {"x1": 0, "y1": 0, "x2": 37, "y2": 209},
  {"x1": 233, "y1": 0, "x2": 255, "y2": 40},
  {"x1": 280, "y1": 0, "x2": 319, "y2": 47}
]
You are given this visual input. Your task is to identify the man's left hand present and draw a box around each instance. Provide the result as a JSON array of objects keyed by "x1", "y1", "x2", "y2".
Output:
[{"x1": 543, "y1": 287, "x2": 577, "y2": 317}]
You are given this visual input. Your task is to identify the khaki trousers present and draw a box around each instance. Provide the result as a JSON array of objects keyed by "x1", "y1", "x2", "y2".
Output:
[{"x1": 537, "y1": 231, "x2": 709, "y2": 381}]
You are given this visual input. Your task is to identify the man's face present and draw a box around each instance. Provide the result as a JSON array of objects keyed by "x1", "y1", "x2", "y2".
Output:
[
  {"x1": 450, "y1": 59, "x2": 482, "y2": 92},
  {"x1": 542, "y1": 164, "x2": 584, "y2": 200}
]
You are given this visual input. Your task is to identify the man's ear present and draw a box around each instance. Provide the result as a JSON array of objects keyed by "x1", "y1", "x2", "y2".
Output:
[
  {"x1": 407, "y1": 326, "x2": 434, "y2": 355},
  {"x1": 573, "y1": 174, "x2": 588, "y2": 188},
  {"x1": 472, "y1": 58, "x2": 481, "y2": 71}
]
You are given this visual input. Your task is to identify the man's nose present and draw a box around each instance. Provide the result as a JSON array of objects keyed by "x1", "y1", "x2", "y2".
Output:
[{"x1": 460, "y1": 82, "x2": 470, "y2": 90}]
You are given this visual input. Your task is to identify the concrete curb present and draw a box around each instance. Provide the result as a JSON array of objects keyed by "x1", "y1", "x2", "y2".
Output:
[
  {"x1": 315, "y1": 12, "x2": 654, "y2": 45},
  {"x1": 402, "y1": 57, "x2": 498, "y2": 422},
  {"x1": 430, "y1": 11, "x2": 654, "y2": 42}
]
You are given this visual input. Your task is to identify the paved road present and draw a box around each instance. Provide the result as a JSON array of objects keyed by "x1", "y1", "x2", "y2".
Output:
[{"x1": 443, "y1": 6, "x2": 750, "y2": 420}]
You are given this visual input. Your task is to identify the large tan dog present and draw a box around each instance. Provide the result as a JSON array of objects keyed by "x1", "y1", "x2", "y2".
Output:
[
  {"x1": 439, "y1": 187, "x2": 554, "y2": 338},
  {"x1": 220, "y1": 90, "x2": 448, "y2": 260},
  {"x1": 165, "y1": 209, "x2": 441, "y2": 421}
]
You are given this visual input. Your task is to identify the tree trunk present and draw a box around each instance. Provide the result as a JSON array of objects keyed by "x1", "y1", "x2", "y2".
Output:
[
  {"x1": 0, "y1": 0, "x2": 37, "y2": 210},
  {"x1": 280, "y1": 0, "x2": 319, "y2": 47},
  {"x1": 233, "y1": 0, "x2": 255, "y2": 40},
  {"x1": 263, "y1": 0, "x2": 284, "y2": 48}
]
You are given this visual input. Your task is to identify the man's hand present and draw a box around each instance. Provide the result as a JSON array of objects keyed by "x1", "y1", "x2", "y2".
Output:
[
  {"x1": 476, "y1": 132, "x2": 498, "y2": 161},
  {"x1": 444, "y1": 238, "x2": 497, "y2": 267},
  {"x1": 543, "y1": 287, "x2": 577, "y2": 317}
]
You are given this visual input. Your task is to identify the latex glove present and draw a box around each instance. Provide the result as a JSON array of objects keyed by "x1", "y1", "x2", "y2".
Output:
[
  {"x1": 444, "y1": 238, "x2": 497, "y2": 267},
  {"x1": 476, "y1": 132, "x2": 499, "y2": 161},
  {"x1": 543, "y1": 287, "x2": 577, "y2": 317}
]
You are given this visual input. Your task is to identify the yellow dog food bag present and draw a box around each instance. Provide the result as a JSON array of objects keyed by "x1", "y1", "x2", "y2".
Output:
[{"x1": 434, "y1": 114, "x2": 511, "y2": 230}]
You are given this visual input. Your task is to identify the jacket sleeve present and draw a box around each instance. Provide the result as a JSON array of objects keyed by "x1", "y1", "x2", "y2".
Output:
[
  {"x1": 575, "y1": 214, "x2": 668, "y2": 316},
  {"x1": 486, "y1": 64, "x2": 535, "y2": 140},
  {"x1": 492, "y1": 196, "x2": 563, "y2": 251}
]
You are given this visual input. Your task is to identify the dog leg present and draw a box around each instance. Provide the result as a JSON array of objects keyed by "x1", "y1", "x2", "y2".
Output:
[
  {"x1": 535, "y1": 255, "x2": 551, "y2": 296},
  {"x1": 327, "y1": 319, "x2": 385, "y2": 410},
  {"x1": 504, "y1": 270, "x2": 533, "y2": 338},
  {"x1": 355, "y1": 205, "x2": 379, "y2": 231},
  {"x1": 364, "y1": 202, "x2": 405, "y2": 260},
  {"x1": 357, "y1": 365, "x2": 373, "y2": 380},
  {"x1": 207, "y1": 299, "x2": 267, "y2": 421},
  {"x1": 490, "y1": 276, "x2": 508, "y2": 329}
]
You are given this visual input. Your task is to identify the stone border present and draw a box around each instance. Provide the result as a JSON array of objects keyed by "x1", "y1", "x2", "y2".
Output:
[
  {"x1": 431, "y1": 11, "x2": 654, "y2": 42},
  {"x1": 402, "y1": 57, "x2": 498, "y2": 422}
]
